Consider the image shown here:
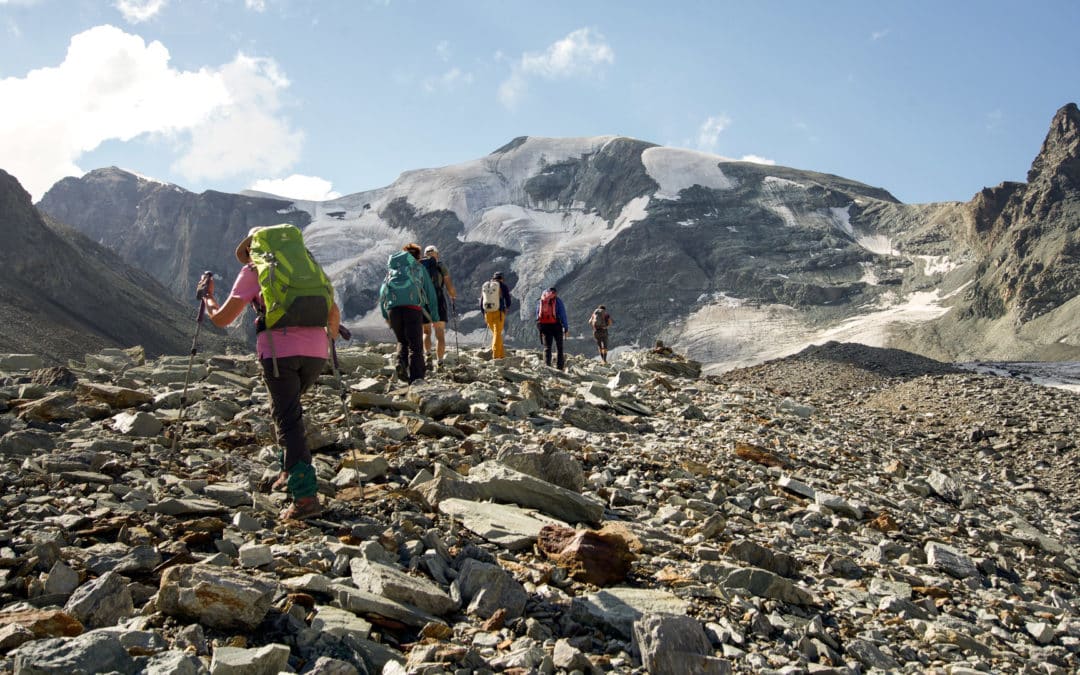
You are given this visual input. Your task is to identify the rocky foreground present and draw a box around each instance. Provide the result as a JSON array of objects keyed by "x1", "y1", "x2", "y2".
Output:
[{"x1": 0, "y1": 340, "x2": 1077, "y2": 674}]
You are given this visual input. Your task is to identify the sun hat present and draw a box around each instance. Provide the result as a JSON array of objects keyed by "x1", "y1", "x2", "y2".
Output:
[{"x1": 235, "y1": 226, "x2": 264, "y2": 264}]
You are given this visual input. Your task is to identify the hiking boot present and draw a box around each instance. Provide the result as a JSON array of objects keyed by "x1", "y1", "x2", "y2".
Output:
[
  {"x1": 395, "y1": 363, "x2": 408, "y2": 382},
  {"x1": 410, "y1": 378, "x2": 426, "y2": 388},
  {"x1": 281, "y1": 496, "x2": 322, "y2": 521}
]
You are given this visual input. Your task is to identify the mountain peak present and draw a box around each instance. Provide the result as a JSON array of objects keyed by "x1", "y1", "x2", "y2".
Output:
[{"x1": 1027, "y1": 102, "x2": 1080, "y2": 185}]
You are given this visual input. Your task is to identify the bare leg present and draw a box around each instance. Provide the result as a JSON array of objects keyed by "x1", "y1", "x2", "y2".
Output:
[{"x1": 434, "y1": 322, "x2": 447, "y2": 360}]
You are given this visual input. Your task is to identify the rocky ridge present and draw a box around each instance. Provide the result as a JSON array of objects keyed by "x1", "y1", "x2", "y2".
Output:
[{"x1": 0, "y1": 341, "x2": 1077, "y2": 674}]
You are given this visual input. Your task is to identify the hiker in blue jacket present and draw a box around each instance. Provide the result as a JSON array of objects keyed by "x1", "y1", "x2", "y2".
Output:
[{"x1": 535, "y1": 287, "x2": 569, "y2": 370}]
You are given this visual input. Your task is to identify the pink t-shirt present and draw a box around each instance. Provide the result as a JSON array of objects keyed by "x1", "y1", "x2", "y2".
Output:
[{"x1": 229, "y1": 265, "x2": 329, "y2": 361}]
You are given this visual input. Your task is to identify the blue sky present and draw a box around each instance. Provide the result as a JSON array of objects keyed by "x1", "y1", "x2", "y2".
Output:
[{"x1": 1, "y1": 0, "x2": 1077, "y2": 203}]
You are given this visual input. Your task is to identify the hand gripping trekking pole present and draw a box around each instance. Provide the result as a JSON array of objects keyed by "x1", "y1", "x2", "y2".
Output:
[
  {"x1": 171, "y1": 270, "x2": 213, "y2": 452},
  {"x1": 328, "y1": 328, "x2": 363, "y2": 492}
]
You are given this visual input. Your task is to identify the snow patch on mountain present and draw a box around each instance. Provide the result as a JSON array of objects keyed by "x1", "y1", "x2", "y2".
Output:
[
  {"x1": 915, "y1": 255, "x2": 961, "y2": 276},
  {"x1": 121, "y1": 168, "x2": 169, "y2": 186},
  {"x1": 856, "y1": 234, "x2": 898, "y2": 256},
  {"x1": 642, "y1": 147, "x2": 735, "y2": 199},
  {"x1": 677, "y1": 282, "x2": 964, "y2": 374}
]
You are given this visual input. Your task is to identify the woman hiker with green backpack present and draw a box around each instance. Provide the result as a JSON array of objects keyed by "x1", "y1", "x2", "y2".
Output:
[{"x1": 198, "y1": 225, "x2": 341, "y2": 521}]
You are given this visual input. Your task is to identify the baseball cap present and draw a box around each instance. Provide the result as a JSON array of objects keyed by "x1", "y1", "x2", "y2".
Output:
[
  {"x1": 493, "y1": 271, "x2": 504, "y2": 279},
  {"x1": 424, "y1": 245, "x2": 438, "y2": 255}
]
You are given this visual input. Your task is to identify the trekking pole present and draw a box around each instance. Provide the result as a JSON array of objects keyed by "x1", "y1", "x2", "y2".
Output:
[
  {"x1": 328, "y1": 328, "x2": 364, "y2": 493},
  {"x1": 171, "y1": 270, "x2": 213, "y2": 452}
]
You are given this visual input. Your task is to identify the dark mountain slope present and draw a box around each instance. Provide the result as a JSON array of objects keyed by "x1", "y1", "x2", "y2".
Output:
[{"x1": 0, "y1": 169, "x2": 234, "y2": 363}]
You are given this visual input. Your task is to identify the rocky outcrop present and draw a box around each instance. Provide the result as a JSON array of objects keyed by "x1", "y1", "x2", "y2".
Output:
[
  {"x1": 0, "y1": 339, "x2": 1078, "y2": 673},
  {"x1": 956, "y1": 103, "x2": 1080, "y2": 325}
]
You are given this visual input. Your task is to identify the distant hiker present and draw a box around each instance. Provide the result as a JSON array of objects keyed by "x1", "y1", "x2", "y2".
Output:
[
  {"x1": 379, "y1": 243, "x2": 439, "y2": 385},
  {"x1": 420, "y1": 245, "x2": 457, "y2": 370},
  {"x1": 652, "y1": 339, "x2": 676, "y2": 357},
  {"x1": 588, "y1": 304, "x2": 613, "y2": 363},
  {"x1": 480, "y1": 271, "x2": 512, "y2": 359},
  {"x1": 536, "y1": 287, "x2": 569, "y2": 370},
  {"x1": 197, "y1": 224, "x2": 340, "y2": 521}
]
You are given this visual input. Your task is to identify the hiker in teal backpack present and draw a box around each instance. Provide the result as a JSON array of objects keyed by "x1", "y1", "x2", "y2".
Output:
[
  {"x1": 379, "y1": 243, "x2": 439, "y2": 385},
  {"x1": 197, "y1": 225, "x2": 340, "y2": 521}
]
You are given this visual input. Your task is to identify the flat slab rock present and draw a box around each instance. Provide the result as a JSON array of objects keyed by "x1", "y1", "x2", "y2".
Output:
[
  {"x1": 570, "y1": 587, "x2": 691, "y2": 639},
  {"x1": 438, "y1": 498, "x2": 568, "y2": 550}
]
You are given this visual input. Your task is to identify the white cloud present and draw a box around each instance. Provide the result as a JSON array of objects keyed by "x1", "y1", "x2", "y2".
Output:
[
  {"x1": 871, "y1": 28, "x2": 891, "y2": 41},
  {"x1": 696, "y1": 115, "x2": 731, "y2": 152},
  {"x1": 498, "y1": 28, "x2": 614, "y2": 108},
  {"x1": 984, "y1": 109, "x2": 1004, "y2": 133},
  {"x1": 115, "y1": 0, "x2": 167, "y2": 23},
  {"x1": 173, "y1": 53, "x2": 303, "y2": 181},
  {"x1": 6, "y1": 17, "x2": 20, "y2": 38},
  {"x1": 740, "y1": 154, "x2": 776, "y2": 165},
  {"x1": 423, "y1": 67, "x2": 473, "y2": 93},
  {"x1": 249, "y1": 174, "x2": 340, "y2": 201},
  {"x1": 245, "y1": 0, "x2": 267, "y2": 10},
  {"x1": 0, "y1": 24, "x2": 303, "y2": 199}
]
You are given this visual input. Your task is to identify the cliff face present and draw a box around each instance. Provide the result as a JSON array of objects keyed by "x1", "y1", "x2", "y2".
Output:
[
  {"x1": 37, "y1": 168, "x2": 311, "y2": 298},
  {"x1": 0, "y1": 169, "x2": 233, "y2": 362},
  {"x1": 959, "y1": 103, "x2": 1080, "y2": 324}
]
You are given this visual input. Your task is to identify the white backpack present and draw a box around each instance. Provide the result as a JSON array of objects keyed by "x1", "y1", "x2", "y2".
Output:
[{"x1": 481, "y1": 280, "x2": 501, "y2": 312}]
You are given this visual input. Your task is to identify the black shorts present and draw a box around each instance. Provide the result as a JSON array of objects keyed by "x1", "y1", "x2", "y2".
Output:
[{"x1": 424, "y1": 292, "x2": 449, "y2": 325}]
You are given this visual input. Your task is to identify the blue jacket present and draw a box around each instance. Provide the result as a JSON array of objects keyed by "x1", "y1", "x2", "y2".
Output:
[{"x1": 536, "y1": 295, "x2": 569, "y2": 332}]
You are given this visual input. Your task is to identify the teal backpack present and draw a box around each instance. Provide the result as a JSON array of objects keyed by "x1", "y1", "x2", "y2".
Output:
[{"x1": 381, "y1": 251, "x2": 430, "y2": 319}]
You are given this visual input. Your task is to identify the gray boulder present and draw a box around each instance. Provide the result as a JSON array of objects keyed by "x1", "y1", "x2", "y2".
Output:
[{"x1": 633, "y1": 613, "x2": 730, "y2": 675}]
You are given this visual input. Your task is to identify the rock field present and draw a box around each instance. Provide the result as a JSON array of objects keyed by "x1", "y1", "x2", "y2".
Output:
[{"x1": 0, "y1": 339, "x2": 1077, "y2": 674}]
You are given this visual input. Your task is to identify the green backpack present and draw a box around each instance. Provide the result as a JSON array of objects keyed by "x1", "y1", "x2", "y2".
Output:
[{"x1": 249, "y1": 224, "x2": 334, "y2": 330}]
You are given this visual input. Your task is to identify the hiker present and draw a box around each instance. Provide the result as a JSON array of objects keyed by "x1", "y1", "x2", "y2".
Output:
[
  {"x1": 420, "y1": 245, "x2": 457, "y2": 370},
  {"x1": 479, "y1": 271, "x2": 512, "y2": 359},
  {"x1": 379, "y1": 243, "x2": 439, "y2": 385},
  {"x1": 651, "y1": 339, "x2": 676, "y2": 357},
  {"x1": 197, "y1": 225, "x2": 340, "y2": 521},
  {"x1": 536, "y1": 287, "x2": 569, "y2": 370},
  {"x1": 588, "y1": 304, "x2": 613, "y2": 363}
]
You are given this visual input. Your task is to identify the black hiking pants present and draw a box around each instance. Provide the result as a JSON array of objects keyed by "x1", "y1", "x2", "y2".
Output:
[
  {"x1": 261, "y1": 355, "x2": 325, "y2": 473},
  {"x1": 389, "y1": 306, "x2": 426, "y2": 382},
  {"x1": 539, "y1": 322, "x2": 565, "y2": 370}
]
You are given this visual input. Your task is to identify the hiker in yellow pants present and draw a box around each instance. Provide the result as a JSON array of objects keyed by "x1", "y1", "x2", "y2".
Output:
[{"x1": 480, "y1": 271, "x2": 512, "y2": 358}]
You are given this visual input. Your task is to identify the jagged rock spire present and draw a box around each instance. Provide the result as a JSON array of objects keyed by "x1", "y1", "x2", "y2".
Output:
[{"x1": 1027, "y1": 102, "x2": 1080, "y2": 187}]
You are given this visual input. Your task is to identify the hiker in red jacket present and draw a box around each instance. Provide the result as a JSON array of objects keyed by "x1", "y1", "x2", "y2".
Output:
[{"x1": 535, "y1": 287, "x2": 569, "y2": 370}]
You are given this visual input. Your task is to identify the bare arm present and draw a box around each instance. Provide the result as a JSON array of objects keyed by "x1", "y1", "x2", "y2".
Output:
[
  {"x1": 200, "y1": 278, "x2": 246, "y2": 328},
  {"x1": 328, "y1": 302, "x2": 341, "y2": 339},
  {"x1": 443, "y1": 272, "x2": 457, "y2": 301}
]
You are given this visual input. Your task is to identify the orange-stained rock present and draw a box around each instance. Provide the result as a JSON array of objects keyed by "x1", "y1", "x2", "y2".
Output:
[
  {"x1": 537, "y1": 524, "x2": 636, "y2": 586},
  {"x1": 0, "y1": 609, "x2": 83, "y2": 638},
  {"x1": 869, "y1": 511, "x2": 899, "y2": 533}
]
